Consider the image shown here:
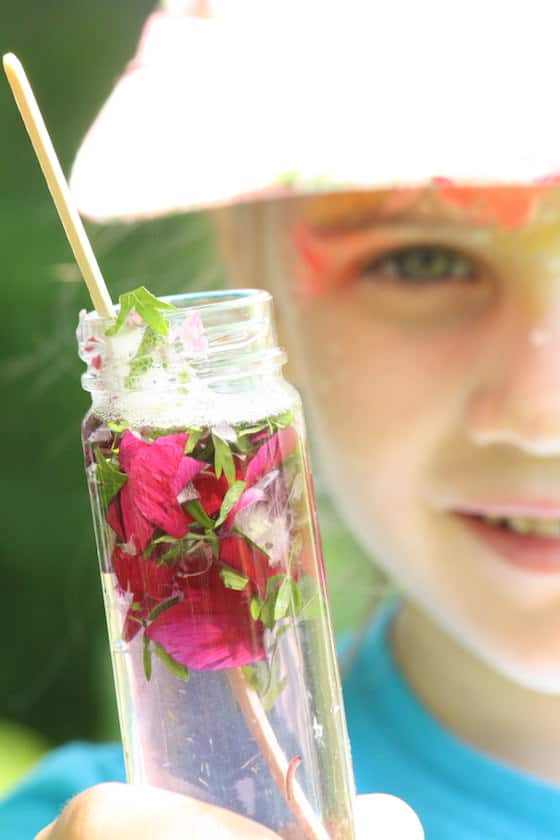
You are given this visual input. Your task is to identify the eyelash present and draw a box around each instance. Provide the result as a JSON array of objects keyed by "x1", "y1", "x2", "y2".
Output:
[{"x1": 358, "y1": 245, "x2": 476, "y2": 284}]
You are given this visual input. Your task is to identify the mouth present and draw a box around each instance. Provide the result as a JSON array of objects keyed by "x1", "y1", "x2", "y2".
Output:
[{"x1": 454, "y1": 510, "x2": 560, "y2": 574}]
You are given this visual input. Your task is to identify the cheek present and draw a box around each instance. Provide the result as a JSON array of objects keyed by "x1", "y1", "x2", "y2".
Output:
[{"x1": 290, "y1": 295, "x2": 477, "y2": 486}]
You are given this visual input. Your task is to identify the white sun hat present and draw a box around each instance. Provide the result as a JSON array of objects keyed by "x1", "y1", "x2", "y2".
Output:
[{"x1": 70, "y1": 0, "x2": 560, "y2": 222}]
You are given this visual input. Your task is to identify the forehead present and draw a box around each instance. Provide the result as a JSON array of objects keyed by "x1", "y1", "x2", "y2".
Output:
[{"x1": 299, "y1": 184, "x2": 560, "y2": 233}]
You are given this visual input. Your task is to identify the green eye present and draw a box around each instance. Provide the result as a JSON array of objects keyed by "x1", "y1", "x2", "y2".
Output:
[{"x1": 366, "y1": 246, "x2": 474, "y2": 283}]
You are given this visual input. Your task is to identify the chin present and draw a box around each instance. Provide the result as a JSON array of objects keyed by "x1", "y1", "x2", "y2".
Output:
[
  {"x1": 490, "y1": 653, "x2": 560, "y2": 695},
  {"x1": 466, "y1": 629, "x2": 560, "y2": 696}
]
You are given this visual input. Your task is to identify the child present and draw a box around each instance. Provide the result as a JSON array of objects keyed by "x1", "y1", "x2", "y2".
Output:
[{"x1": 5, "y1": 1, "x2": 560, "y2": 838}]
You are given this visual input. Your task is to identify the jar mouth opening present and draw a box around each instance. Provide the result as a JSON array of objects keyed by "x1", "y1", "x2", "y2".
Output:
[
  {"x1": 78, "y1": 287, "x2": 285, "y2": 398},
  {"x1": 82, "y1": 288, "x2": 272, "y2": 329}
]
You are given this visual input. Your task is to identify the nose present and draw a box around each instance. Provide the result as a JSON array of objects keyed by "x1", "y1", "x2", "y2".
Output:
[{"x1": 466, "y1": 316, "x2": 560, "y2": 456}]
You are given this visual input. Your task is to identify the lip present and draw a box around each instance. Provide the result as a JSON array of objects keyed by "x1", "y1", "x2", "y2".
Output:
[{"x1": 456, "y1": 512, "x2": 560, "y2": 574}]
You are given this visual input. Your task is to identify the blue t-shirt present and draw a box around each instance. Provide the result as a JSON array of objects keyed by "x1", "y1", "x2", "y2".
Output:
[{"x1": 3, "y1": 603, "x2": 560, "y2": 839}]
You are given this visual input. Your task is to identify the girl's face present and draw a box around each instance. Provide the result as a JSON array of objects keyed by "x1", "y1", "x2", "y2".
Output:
[{"x1": 238, "y1": 186, "x2": 560, "y2": 693}]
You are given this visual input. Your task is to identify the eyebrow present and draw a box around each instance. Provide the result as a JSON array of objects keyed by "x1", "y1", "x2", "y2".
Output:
[{"x1": 312, "y1": 212, "x2": 491, "y2": 236}]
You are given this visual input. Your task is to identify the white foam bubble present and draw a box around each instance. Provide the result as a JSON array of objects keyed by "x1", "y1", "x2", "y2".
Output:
[{"x1": 91, "y1": 376, "x2": 298, "y2": 429}]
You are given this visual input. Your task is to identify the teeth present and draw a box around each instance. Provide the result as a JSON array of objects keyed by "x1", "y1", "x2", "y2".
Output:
[{"x1": 481, "y1": 515, "x2": 560, "y2": 538}]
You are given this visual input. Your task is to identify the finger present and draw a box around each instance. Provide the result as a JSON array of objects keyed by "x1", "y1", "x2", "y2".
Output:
[
  {"x1": 33, "y1": 782, "x2": 282, "y2": 840},
  {"x1": 34, "y1": 819, "x2": 56, "y2": 840},
  {"x1": 355, "y1": 793, "x2": 424, "y2": 839}
]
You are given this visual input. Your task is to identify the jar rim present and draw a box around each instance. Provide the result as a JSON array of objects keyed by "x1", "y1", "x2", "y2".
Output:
[{"x1": 82, "y1": 288, "x2": 272, "y2": 328}]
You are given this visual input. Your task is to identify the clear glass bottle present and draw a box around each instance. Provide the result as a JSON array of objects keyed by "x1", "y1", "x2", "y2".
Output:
[{"x1": 78, "y1": 289, "x2": 356, "y2": 839}]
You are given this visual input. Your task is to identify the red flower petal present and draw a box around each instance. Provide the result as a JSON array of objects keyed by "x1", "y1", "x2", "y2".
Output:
[
  {"x1": 220, "y1": 534, "x2": 271, "y2": 598},
  {"x1": 122, "y1": 607, "x2": 147, "y2": 642},
  {"x1": 245, "y1": 427, "x2": 298, "y2": 487},
  {"x1": 107, "y1": 496, "x2": 126, "y2": 540},
  {"x1": 119, "y1": 487, "x2": 158, "y2": 553},
  {"x1": 113, "y1": 546, "x2": 175, "y2": 600},
  {"x1": 193, "y1": 471, "x2": 229, "y2": 516}
]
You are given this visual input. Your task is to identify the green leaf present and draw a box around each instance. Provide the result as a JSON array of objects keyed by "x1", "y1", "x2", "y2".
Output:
[
  {"x1": 215, "y1": 480, "x2": 246, "y2": 528},
  {"x1": 148, "y1": 596, "x2": 180, "y2": 622},
  {"x1": 250, "y1": 596, "x2": 263, "y2": 621},
  {"x1": 152, "y1": 534, "x2": 182, "y2": 545},
  {"x1": 262, "y1": 675, "x2": 288, "y2": 712},
  {"x1": 299, "y1": 592, "x2": 323, "y2": 621},
  {"x1": 290, "y1": 579, "x2": 303, "y2": 615},
  {"x1": 266, "y1": 574, "x2": 285, "y2": 597},
  {"x1": 269, "y1": 410, "x2": 294, "y2": 431},
  {"x1": 124, "y1": 326, "x2": 164, "y2": 390},
  {"x1": 233, "y1": 435, "x2": 251, "y2": 454},
  {"x1": 260, "y1": 593, "x2": 277, "y2": 630},
  {"x1": 184, "y1": 500, "x2": 214, "y2": 529},
  {"x1": 205, "y1": 530, "x2": 220, "y2": 560},
  {"x1": 107, "y1": 421, "x2": 128, "y2": 433},
  {"x1": 274, "y1": 576, "x2": 292, "y2": 621},
  {"x1": 154, "y1": 643, "x2": 190, "y2": 680},
  {"x1": 212, "y1": 434, "x2": 236, "y2": 486},
  {"x1": 106, "y1": 287, "x2": 177, "y2": 337},
  {"x1": 237, "y1": 422, "x2": 269, "y2": 438},
  {"x1": 94, "y1": 449, "x2": 127, "y2": 508},
  {"x1": 143, "y1": 635, "x2": 152, "y2": 682},
  {"x1": 232, "y1": 527, "x2": 271, "y2": 559},
  {"x1": 241, "y1": 659, "x2": 288, "y2": 711},
  {"x1": 240, "y1": 664, "x2": 261, "y2": 691},
  {"x1": 220, "y1": 564, "x2": 250, "y2": 591},
  {"x1": 184, "y1": 427, "x2": 204, "y2": 455}
]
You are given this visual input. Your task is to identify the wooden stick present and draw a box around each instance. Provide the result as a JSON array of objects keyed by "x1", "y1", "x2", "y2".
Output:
[
  {"x1": 227, "y1": 667, "x2": 331, "y2": 840},
  {"x1": 3, "y1": 53, "x2": 113, "y2": 318}
]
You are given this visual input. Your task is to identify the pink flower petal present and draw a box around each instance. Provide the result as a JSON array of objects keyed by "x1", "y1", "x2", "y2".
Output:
[
  {"x1": 172, "y1": 455, "x2": 205, "y2": 496},
  {"x1": 224, "y1": 486, "x2": 266, "y2": 530},
  {"x1": 245, "y1": 427, "x2": 298, "y2": 487},
  {"x1": 183, "y1": 311, "x2": 209, "y2": 354}
]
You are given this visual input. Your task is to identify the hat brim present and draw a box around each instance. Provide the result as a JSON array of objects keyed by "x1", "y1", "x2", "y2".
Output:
[{"x1": 70, "y1": 4, "x2": 560, "y2": 222}]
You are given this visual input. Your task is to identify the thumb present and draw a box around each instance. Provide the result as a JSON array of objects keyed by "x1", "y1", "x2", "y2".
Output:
[{"x1": 355, "y1": 793, "x2": 424, "y2": 839}]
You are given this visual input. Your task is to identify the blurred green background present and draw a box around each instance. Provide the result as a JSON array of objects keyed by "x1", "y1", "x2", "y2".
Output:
[{"x1": 0, "y1": 0, "x2": 380, "y2": 795}]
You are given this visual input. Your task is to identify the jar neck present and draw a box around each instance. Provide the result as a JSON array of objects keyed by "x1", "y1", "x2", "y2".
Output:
[{"x1": 77, "y1": 289, "x2": 291, "y2": 426}]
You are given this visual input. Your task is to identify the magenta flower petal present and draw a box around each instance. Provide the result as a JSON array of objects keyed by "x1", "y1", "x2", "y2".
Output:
[
  {"x1": 114, "y1": 431, "x2": 205, "y2": 552},
  {"x1": 172, "y1": 454, "x2": 205, "y2": 496},
  {"x1": 147, "y1": 584, "x2": 266, "y2": 670},
  {"x1": 119, "y1": 487, "x2": 157, "y2": 552},
  {"x1": 245, "y1": 427, "x2": 298, "y2": 487},
  {"x1": 117, "y1": 430, "x2": 146, "y2": 471},
  {"x1": 224, "y1": 486, "x2": 266, "y2": 530},
  {"x1": 152, "y1": 432, "x2": 188, "y2": 453}
]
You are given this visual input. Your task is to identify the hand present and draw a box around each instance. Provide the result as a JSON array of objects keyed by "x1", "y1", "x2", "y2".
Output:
[{"x1": 35, "y1": 783, "x2": 423, "y2": 839}]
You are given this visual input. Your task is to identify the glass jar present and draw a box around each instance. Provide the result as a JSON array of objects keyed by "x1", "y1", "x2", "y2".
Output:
[{"x1": 78, "y1": 289, "x2": 355, "y2": 839}]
